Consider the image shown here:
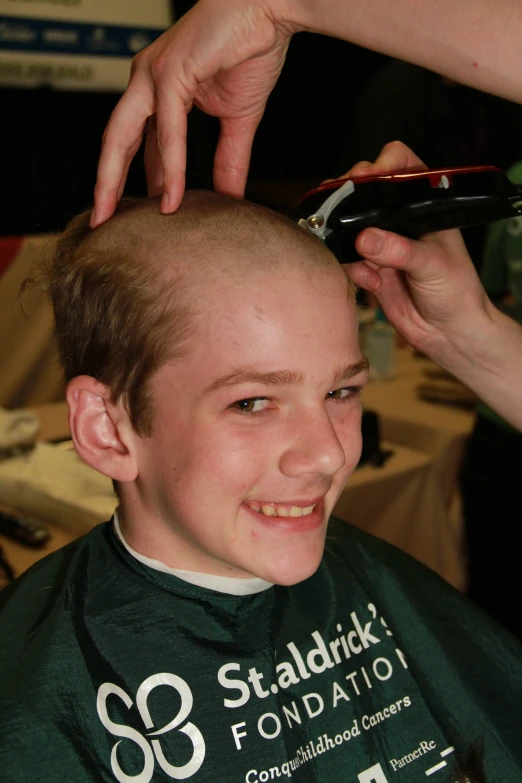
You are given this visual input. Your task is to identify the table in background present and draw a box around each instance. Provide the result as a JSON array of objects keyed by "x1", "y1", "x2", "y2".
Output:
[
  {"x1": 0, "y1": 523, "x2": 76, "y2": 579},
  {"x1": 0, "y1": 235, "x2": 63, "y2": 409}
]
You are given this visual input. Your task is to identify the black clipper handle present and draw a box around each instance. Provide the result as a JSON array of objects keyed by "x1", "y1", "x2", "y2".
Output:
[{"x1": 291, "y1": 166, "x2": 522, "y2": 263}]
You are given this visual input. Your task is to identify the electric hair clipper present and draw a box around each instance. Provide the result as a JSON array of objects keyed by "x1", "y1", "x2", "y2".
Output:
[{"x1": 291, "y1": 165, "x2": 522, "y2": 263}]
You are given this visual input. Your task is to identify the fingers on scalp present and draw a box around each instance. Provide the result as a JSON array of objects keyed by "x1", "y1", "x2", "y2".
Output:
[
  {"x1": 117, "y1": 137, "x2": 143, "y2": 201},
  {"x1": 213, "y1": 116, "x2": 260, "y2": 197},
  {"x1": 155, "y1": 86, "x2": 188, "y2": 211},
  {"x1": 93, "y1": 88, "x2": 154, "y2": 224},
  {"x1": 144, "y1": 123, "x2": 164, "y2": 197},
  {"x1": 98, "y1": 90, "x2": 153, "y2": 189}
]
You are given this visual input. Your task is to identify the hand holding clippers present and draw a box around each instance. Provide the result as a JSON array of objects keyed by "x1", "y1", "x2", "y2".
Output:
[{"x1": 291, "y1": 166, "x2": 522, "y2": 263}]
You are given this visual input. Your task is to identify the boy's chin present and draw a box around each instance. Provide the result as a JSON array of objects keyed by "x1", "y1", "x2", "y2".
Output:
[
  {"x1": 251, "y1": 547, "x2": 325, "y2": 587},
  {"x1": 271, "y1": 565, "x2": 322, "y2": 587}
]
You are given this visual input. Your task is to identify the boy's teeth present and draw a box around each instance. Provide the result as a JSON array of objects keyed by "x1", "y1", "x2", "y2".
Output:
[{"x1": 254, "y1": 503, "x2": 317, "y2": 518}]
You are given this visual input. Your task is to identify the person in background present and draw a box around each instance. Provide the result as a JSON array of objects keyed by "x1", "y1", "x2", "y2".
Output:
[{"x1": 460, "y1": 160, "x2": 522, "y2": 640}]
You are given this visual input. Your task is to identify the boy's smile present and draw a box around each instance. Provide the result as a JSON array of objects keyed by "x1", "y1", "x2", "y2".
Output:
[{"x1": 122, "y1": 262, "x2": 368, "y2": 586}]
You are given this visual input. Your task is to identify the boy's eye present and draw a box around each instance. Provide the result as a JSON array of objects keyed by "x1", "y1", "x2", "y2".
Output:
[
  {"x1": 230, "y1": 397, "x2": 269, "y2": 414},
  {"x1": 327, "y1": 386, "x2": 362, "y2": 401}
]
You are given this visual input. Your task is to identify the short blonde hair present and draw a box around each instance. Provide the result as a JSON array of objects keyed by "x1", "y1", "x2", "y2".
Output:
[{"x1": 48, "y1": 192, "x2": 346, "y2": 436}]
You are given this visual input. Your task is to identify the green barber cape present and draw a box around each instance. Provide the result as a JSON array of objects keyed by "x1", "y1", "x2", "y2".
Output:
[{"x1": 0, "y1": 517, "x2": 521, "y2": 783}]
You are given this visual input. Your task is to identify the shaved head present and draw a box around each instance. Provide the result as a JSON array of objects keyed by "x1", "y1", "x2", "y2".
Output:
[
  {"x1": 80, "y1": 191, "x2": 342, "y2": 284},
  {"x1": 49, "y1": 191, "x2": 349, "y2": 435}
]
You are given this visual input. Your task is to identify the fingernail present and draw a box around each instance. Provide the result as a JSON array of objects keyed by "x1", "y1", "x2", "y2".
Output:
[
  {"x1": 360, "y1": 228, "x2": 385, "y2": 256},
  {"x1": 160, "y1": 193, "x2": 171, "y2": 213},
  {"x1": 89, "y1": 208, "x2": 99, "y2": 228}
]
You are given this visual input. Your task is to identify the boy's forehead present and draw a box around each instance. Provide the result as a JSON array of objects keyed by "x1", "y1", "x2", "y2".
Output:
[
  {"x1": 191, "y1": 266, "x2": 355, "y2": 359},
  {"x1": 154, "y1": 272, "x2": 361, "y2": 402}
]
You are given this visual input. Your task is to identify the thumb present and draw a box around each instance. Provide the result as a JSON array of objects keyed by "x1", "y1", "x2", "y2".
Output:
[{"x1": 355, "y1": 227, "x2": 448, "y2": 281}]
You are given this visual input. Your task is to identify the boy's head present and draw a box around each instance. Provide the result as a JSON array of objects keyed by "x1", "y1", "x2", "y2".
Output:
[{"x1": 53, "y1": 193, "x2": 368, "y2": 585}]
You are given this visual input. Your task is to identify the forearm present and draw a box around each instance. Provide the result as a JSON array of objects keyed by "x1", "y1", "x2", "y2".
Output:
[
  {"x1": 435, "y1": 302, "x2": 522, "y2": 431},
  {"x1": 284, "y1": 0, "x2": 522, "y2": 103}
]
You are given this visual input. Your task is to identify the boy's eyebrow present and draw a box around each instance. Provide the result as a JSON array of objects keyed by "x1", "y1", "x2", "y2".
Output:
[{"x1": 204, "y1": 358, "x2": 369, "y2": 393}]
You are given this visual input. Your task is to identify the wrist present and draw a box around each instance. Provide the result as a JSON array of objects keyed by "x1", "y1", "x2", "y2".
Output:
[
  {"x1": 272, "y1": 0, "x2": 317, "y2": 33},
  {"x1": 413, "y1": 294, "x2": 494, "y2": 378},
  {"x1": 438, "y1": 297, "x2": 516, "y2": 386}
]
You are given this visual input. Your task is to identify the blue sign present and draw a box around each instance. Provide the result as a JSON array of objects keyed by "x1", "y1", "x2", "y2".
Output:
[{"x1": 0, "y1": 15, "x2": 164, "y2": 58}]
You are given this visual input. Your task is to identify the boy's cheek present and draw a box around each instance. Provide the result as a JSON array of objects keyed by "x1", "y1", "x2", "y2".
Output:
[
  {"x1": 335, "y1": 412, "x2": 364, "y2": 463},
  {"x1": 159, "y1": 432, "x2": 268, "y2": 500},
  {"x1": 203, "y1": 447, "x2": 269, "y2": 496}
]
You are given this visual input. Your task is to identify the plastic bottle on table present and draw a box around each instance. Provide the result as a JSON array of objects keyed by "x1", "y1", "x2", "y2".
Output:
[{"x1": 363, "y1": 308, "x2": 396, "y2": 381}]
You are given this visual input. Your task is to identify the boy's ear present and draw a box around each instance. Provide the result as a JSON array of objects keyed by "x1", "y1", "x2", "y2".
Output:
[{"x1": 66, "y1": 376, "x2": 138, "y2": 482}]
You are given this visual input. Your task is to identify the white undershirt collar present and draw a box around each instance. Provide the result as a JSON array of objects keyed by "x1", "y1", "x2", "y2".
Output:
[{"x1": 113, "y1": 512, "x2": 273, "y2": 596}]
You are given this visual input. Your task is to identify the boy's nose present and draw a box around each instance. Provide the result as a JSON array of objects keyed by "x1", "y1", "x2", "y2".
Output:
[{"x1": 279, "y1": 408, "x2": 347, "y2": 480}]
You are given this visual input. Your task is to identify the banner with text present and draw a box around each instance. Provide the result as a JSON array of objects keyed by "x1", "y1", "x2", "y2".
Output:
[{"x1": 0, "y1": 0, "x2": 172, "y2": 90}]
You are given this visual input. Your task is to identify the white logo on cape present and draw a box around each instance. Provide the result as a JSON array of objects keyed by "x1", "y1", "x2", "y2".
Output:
[{"x1": 97, "y1": 672, "x2": 205, "y2": 782}]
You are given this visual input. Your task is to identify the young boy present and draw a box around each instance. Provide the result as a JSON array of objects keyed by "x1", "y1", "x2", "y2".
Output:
[{"x1": 0, "y1": 193, "x2": 520, "y2": 783}]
